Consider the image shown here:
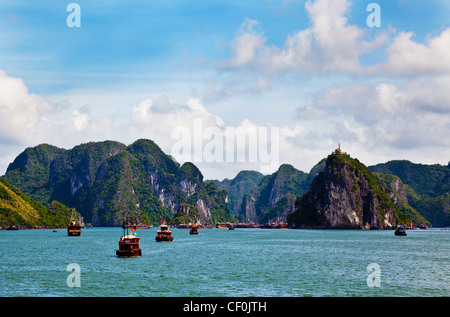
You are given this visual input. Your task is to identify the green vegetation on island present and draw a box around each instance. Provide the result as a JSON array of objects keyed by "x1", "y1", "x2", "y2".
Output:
[
  {"x1": 288, "y1": 153, "x2": 409, "y2": 229},
  {"x1": 3, "y1": 139, "x2": 447, "y2": 229},
  {"x1": 0, "y1": 177, "x2": 73, "y2": 229},
  {"x1": 4, "y1": 139, "x2": 234, "y2": 227}
]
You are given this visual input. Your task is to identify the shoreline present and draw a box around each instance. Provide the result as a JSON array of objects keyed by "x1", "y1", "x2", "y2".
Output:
[{"x1": 1, "y1": 225, "x2": 446, "y2": 231}]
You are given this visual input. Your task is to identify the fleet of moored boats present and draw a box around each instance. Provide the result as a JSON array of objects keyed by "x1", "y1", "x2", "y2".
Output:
[{"x1": 4, "y1": 215, "x2": 448, "y2": 258}]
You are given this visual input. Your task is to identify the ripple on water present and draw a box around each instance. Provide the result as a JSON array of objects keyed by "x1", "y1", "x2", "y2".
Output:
[{"x1": 0, "y1": 228, "x2": 448, "y2": 296}]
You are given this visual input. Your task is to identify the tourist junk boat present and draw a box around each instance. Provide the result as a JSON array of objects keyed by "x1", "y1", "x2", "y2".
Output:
[
  {"x1": 395, "y1": 226, "x2": 407, "y2": 236},
  {"x1": 67, "y1": 209, "x2": 81, "y2": 236},
  {"x1": 156, "y1": 218, "x2": 174, "y2": 242},
  {"x1": 116, "y1": 221, "x2": 141, "y2": 257},
  {"x1": 189, "y1": 225, "x2": 199, "y2": 235}
]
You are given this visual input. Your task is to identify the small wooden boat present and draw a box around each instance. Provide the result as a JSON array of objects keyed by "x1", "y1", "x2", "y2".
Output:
[
  {"x1": 67, "y1": 209, "x2": 81, "y2": 236},
  {"x1": 116, "y1": 222, "x2": 141, "y2": 257},
  {"x1": 395, "y1": 226, "x2": 407, "y2": 236},
  {"x1": 156, "y1": 220, "x2": 174, "y2": 242},
  {"x1": 67, "y1": 221, "x2": 81, "y2": 236},
  {"x1": 189, "y1": 225, "x2": 199, "y2": 235}
]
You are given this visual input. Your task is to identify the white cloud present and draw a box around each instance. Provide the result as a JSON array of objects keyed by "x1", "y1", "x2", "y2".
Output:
[
  {"x1": 0, "y1": 70, "x2": 53, "y2": 144},
  {"x1": 302, "y1": 76, "x2": 450, "y2": 150},
  {"x1": 2, "y1": 0, "x2": 450, "y2": 179},
  {"x1": 130, "y1": 95, "x2": 225, "y2": 154},
  {"x1": 379, "y1": 29, "x2": 450, "y2": 76},
  {"x1": 1, "y1": 66, "x2": 448, "y2": 180},
  {"x1": 0, "y1": 70, "x2": 129, "y2": 174},
  {"x1": 219, "y1": 0, "x2": 450, "y2": 79},
  {"x1": 226, "y1": 18, "x2": 266, "y2": 69},
  {"x1": 220, "y1": 0, "x2": 389, "y2": 75},
  {"x1": 68, "y1": 109, "x2": 89, "y2": 131},
  {"x1": 210, "y1": 0, "x2": 450, "y2": 171}
]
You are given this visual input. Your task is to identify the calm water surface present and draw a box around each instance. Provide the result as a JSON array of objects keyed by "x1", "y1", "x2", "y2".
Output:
[{"x1": 0, "y1": 227, "x2": 448, "y2": 297}]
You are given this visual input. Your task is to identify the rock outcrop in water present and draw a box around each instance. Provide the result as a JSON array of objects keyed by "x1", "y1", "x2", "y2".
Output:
[{"x1": 288, "y1": 153, "x2": 408, "y2": 229}]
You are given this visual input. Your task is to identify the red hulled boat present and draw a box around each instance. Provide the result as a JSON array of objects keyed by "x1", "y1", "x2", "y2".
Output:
[
  {"x1": 67, "y1": 209, "x2": 81, "y2": 236},
  {"x1": 189, "y1": 225, "x2": 199, "y2": 235},
  {"x1": 156, "y1": 219, "x2": 174, "y2": 242},
  {"x1": 116, "y1": 221, "x2": 142, "y2": 257}
]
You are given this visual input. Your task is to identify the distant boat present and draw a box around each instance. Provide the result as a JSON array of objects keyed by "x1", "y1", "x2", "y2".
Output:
[
  {"x1": 156, "y1": 218, "x2": 174, "y2": 242},
  {"x1": 67, "y1": 209, "x2": 81, "y2": 236},
  {"x1": 261, "y1": 222, "x2": 287, "y2": 229},
  {"x1": 198, "y1": 224, "x2": 213, "y2": 229},
  {"x1": 116, "y1": 221, "x2": 141, "y2": 257},
  {"x1": 215, "y1": 222, "x2": 229, "y2": 229},
  {"x1": 244, "y1": 223, "x2": 261, "y2": 228},
  {"x1": 395, "y1": 226, "x2": 407, "y2": 236},
  {"x1": 189, "y1": 225, "x2": 199, "y2": 235},
  {"x1": 137, "y1": 224, "x2": 153, "y2": 229}
]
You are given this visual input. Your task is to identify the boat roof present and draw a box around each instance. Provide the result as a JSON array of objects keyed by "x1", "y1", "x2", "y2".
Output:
[{"x1": 121, "y1": 235, "x2": 139, "y2": 239}]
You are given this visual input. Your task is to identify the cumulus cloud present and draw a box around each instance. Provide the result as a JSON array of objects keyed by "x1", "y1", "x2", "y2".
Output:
[
  {"x1": 2, "y1": 0, "x2": 450, "y2": 178},
  {"x1": 220, "y1": 0, "x2": 389, "y2": 75},
  {"x1": 0, "y1": 70, "x2": 288, "y2": 178},
  {"x1": 226, "y1": 18, "x2": 266, "y2": 69},
  {"x1": 0, "y1": 70, "x2": 53, "y2": 144},
  {"x1": 0, "y1": 70, "x2": 126, "y2": 146},
  {"x1": 379, "y1": 29, "x2": 450, "y2": 76},
  {"x1": 130, "y1": 95, "x2": 225, "y2": 158},
  {"x1": 219, "y1": 0, "x2": 450, "y2": 78},
  {"x1": 299, "y1": 76, "x2": 450, "y2": 150},
  {"x1": 209, "y1": 0, "x2": 450, "y2": 170},
  {"x1": 129, "y1": 96, "x2": 335, "y2": 177},
  {"x1": 0, "y1": 70, "x2": 127, "y2": 173}
]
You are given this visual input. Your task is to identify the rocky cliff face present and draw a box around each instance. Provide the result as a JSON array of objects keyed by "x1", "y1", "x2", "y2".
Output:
[
  {"x1": 288, "y1": 153, "x2": 408, "y2": 229},
  {"x1": 208, "y1": 170, "x2": 264, "y2": 215},
  {"x1": 369, "y1": 160, "x2": 450, "y2": 227},
  {"x1": 373, "y1": 173, "x2": 431, "y2": 227},
  {"x1": 239, "y1": 164, "x2": 310, "y2": 223},
  {"x1": 4, "y1": 139, "x2": 234, "y2": 226},
  {"x1": 171, "y1": 203, "x2": 202, "y2": 225}
]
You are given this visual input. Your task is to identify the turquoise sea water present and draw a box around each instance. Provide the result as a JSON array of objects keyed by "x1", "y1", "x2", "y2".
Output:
[{"x1": 0, "y1": 227, "x2": 448, "y2": 297}]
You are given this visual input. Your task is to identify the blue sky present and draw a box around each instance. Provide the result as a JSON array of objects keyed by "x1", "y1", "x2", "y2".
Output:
[
  {"x1": 0, "y1": 0, "x2": 449, "y2": 179},
  {"x1": 2, "y1": 0, "x2": 447, "y2": 92}
]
